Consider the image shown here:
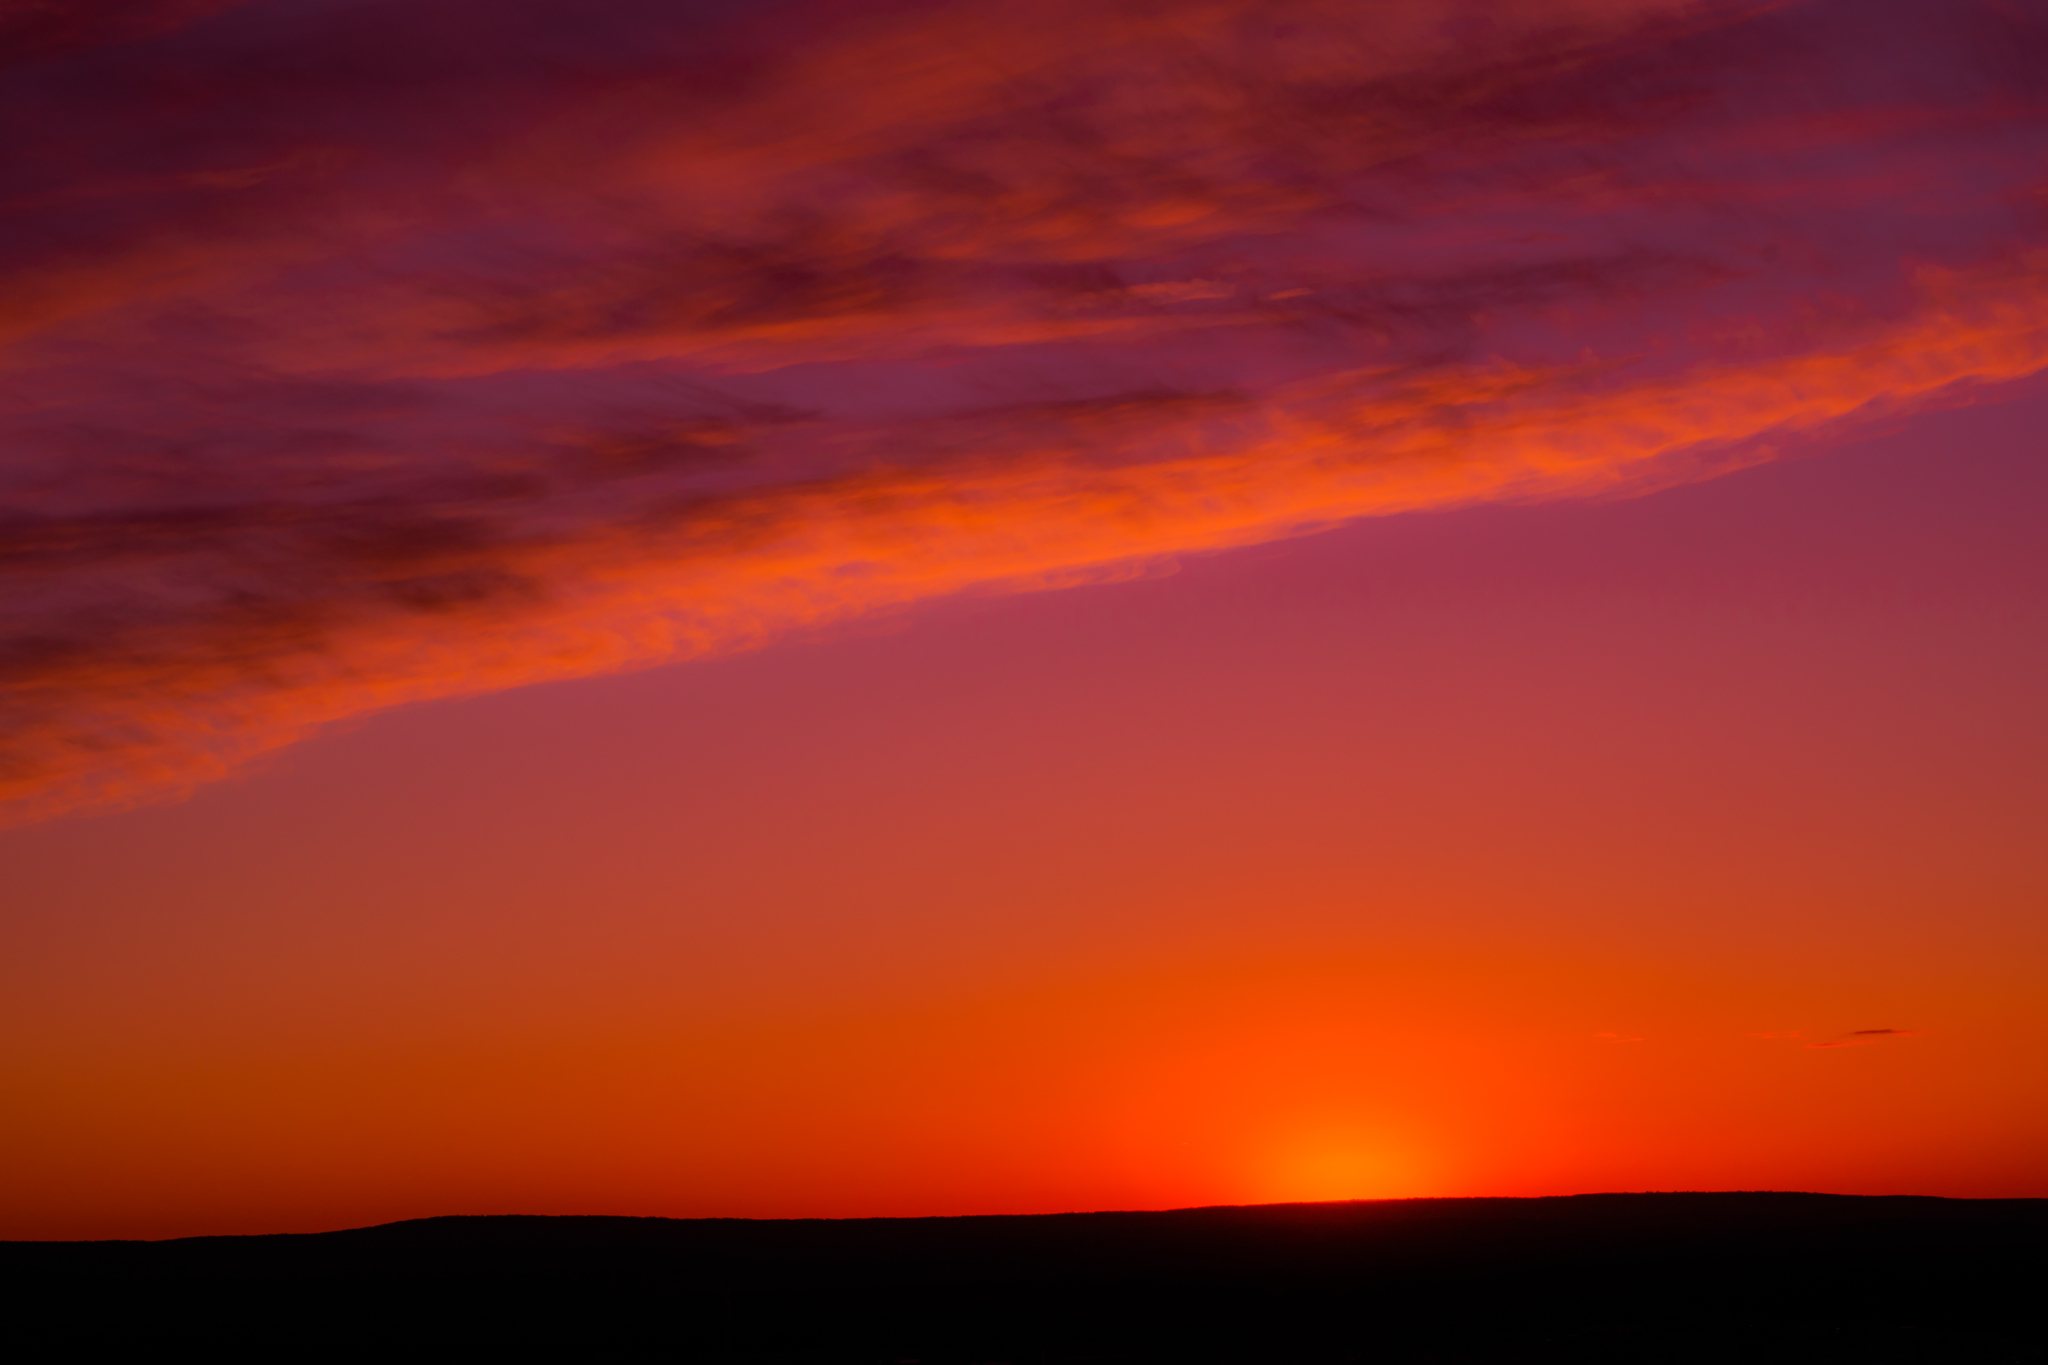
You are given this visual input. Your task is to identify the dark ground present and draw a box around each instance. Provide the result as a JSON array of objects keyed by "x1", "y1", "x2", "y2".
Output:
[{"x1": 5, "y1": 1193, "x2": 2043, "y2": 1361}]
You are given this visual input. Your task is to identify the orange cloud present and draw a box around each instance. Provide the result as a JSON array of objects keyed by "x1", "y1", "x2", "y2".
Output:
[{"x1": 4, "y1": 0, "x2": 2047, "y2": 822}]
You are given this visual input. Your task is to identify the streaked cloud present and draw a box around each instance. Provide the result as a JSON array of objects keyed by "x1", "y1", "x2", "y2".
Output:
[
  {"x1": 1807, "y1": 1029, "x2": 1922, "y2": 1049},
  {"x1": 6, "y1": 0, "x2": 2048, "y2": 821}
]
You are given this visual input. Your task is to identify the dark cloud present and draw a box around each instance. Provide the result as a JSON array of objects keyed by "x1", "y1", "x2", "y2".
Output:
[
  {"x1": 1808, "y1": 1029, "x2": 1922, "y2": 1049},
  {"x1": 0, "y1": 0, "x2": 250, "y2": 72},
  {"x1": 4, "y1": 0, "x2": 2048, "y2": 820}
]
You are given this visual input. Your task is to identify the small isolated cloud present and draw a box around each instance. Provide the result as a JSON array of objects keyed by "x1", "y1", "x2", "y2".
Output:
[
  {"x1": 1807, "y1": 1029, "x2": 1921, "y2": 1049},
  {"x1": 7, "y1": 0, "x2": 2048, "y2": 822}
]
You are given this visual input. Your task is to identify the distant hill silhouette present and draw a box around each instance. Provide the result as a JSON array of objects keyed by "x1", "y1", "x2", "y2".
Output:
[{"x1": 7, "y1": 1193, "x2": 2043, "y2": 1361}]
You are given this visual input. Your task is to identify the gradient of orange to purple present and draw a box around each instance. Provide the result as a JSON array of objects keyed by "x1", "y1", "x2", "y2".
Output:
[{"x1": 2, "y1": 0, "x2": 2046, "y2": 1239}]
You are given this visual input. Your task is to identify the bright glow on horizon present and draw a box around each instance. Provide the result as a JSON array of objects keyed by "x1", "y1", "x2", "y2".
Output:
[{"x1": 1252, "y1": 1128, "x2": 1434, "y2": 1205}]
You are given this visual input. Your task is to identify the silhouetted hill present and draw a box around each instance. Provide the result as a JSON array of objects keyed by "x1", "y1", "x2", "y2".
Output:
[{"x1": 7, "y1": 1193, "x2": 2043, "y2": 1361}]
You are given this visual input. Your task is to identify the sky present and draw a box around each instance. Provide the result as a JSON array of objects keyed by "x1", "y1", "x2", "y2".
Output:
[{"x1": 2, "y1": 0, "x2": 2046, "y2": 1239}]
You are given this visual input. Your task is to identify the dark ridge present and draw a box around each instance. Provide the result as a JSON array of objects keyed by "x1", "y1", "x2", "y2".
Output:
[{"x1": 7, "y1": 1192, "x2": 2043, "y2": 1361}]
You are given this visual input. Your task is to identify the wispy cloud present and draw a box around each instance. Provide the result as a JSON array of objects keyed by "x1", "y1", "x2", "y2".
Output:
[
  {"x1": 6, "y1": 0, "x2": 2048, "y2": 820},
  {"x1": 1807, "y1": 1029, "x2": 1922, "y2": 1049}
]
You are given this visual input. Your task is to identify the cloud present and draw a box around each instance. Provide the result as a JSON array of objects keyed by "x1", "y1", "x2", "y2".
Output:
[
  {"x1": 0, "y1": 1, "x2": 253, "y2": 72},
  {"x1": 5, "y1": 0, "x2": 2048, "y2": 821},
  {"x1": 1807, "y1": 1029, "x2": 1921, "y2": 1049}
]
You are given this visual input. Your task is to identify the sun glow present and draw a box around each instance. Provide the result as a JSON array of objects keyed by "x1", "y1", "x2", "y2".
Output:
[{"x1": 1254, "y1": 1127, "x2": 1435, "y2": 1205}]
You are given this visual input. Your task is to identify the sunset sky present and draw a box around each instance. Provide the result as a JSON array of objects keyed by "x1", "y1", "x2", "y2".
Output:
[{"x1": 3, "y1": 0, "x2": 2046, "y2": 1240}]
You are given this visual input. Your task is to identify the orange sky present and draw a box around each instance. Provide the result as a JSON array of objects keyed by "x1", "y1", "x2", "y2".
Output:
[
  {"x1": 6, "y1": 387, "x2": 2045, "y2": 1239},
  {"x1": 2, "y1": 0, "x2": 2046, "y2": 1239}
]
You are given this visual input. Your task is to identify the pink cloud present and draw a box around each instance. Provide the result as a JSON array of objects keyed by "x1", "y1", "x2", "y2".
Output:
[{"x1": 5, "y1": 0, "x2": 2048, "y2": 821}]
